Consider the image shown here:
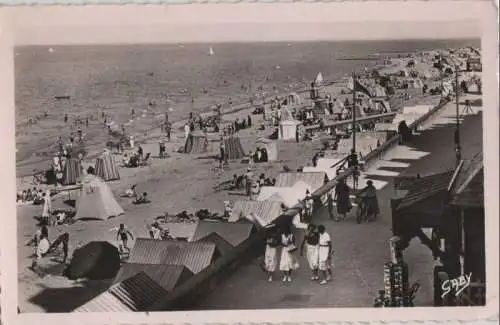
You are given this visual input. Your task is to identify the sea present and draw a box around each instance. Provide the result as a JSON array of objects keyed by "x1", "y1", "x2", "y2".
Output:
[{"x1": 14, "y1": 38, "x2": 479, "y2": 176}]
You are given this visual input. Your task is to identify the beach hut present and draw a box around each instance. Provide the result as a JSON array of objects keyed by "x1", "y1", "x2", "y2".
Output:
[
  {"x1": 275, "y1": 172, "x2": 327, "y2": 192},
  {"x1": 229, "y1": 200, "x2": 283, "y2": 227},
  {"x1": 62, "y1": 158, "x2": 82, "y2": 185},
  {"x1": 128, "y1": 239, "x2": 218, "y2": 274},
  {"x1": 95, "y1": 150, "x2": 120, "y2": 181},
  {"x1": 74, "y1": 272, "x2": 168, "y2": 312},
  {"x1": 195, "y1": 233, "x2": 234, "y2": 256},
  {"x1": 257, "y1": 181, "x2": 312, "y2": 208},
  {"x1": 279, "y1": 120, "x2": 302, "y2": 140},
  {"x1": 189, "y1": 220, "x2": 255, "y2": 247},
  {"x1": 112, "y1": 264, "x2": 193, "y2": 292},
  {"x1": 256, "y1": 137, "x2": 278, "y2": 161},
  {"x1": 223, "y1": 136, "x2": 245, "y2": 160},
  {"x1": 74, "y1": 174, "x2": 125, "y2": 221},
  {"x1": 184, "y1": 131, "x2": 208, "y2": 154},
  {"x1": 287, "y1": 92, "x2": 301, "y2": 106}
]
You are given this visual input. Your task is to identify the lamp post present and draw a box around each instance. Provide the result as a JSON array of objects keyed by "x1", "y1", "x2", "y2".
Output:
[
  {"x1": 450, "y1": 59, "x2": 462, "y2": 165},
  {"x1": 441, "y1": 52, "x2": 462, "y2": 166}
]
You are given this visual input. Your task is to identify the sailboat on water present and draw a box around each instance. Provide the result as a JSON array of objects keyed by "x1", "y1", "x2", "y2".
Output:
[{"x1": 209, "y1": 46, "x2": 214, "y2": 56}]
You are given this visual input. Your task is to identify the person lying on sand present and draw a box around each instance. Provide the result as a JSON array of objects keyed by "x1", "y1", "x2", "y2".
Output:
[
  {"x1": 120, "y1": 184, "x2": 137, "y2": 198},
  {"x1": 134, "y1": 192, "x2": 151, "y2": 205}
]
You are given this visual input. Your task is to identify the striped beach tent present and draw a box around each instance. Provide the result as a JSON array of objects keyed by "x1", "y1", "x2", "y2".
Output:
[
  {"x1": 95, "y1": 150, "x2": 120, "y2": 181},
  {"x1": 184, "y1": 131, "x2": 208, "y2": 154},
  {"x1": 62, "y1": 158, "x2": 82, "y2": 185},
  {"x1": 223, "y1": 136, "x2": 245, "y2": 160}
]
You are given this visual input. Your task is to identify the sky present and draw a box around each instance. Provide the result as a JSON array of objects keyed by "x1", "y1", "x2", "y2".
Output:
[{"x1": 3, "y1": 4, "x2": 483, "y2": 46}]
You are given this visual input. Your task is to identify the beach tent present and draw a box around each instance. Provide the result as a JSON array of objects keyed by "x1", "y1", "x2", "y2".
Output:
[
  {"x1": 362, "y1": 131, "x2": 389, "y2": 145},
  {"x1": 95, "y1": 150, "x2": 120, "y2": 181},
  {"x1": 74, "y1": 174, "x2": 125, "y2": 221},
  {"x1": 337, "y1": 137, "x2": 378, "y2": 157},
  {"x1": 374, "y1": 123, "x2": 397, "y2": 132},
  {"x1": 275, "y1": 172, "x2": 327, "y2": 192},
  {"x1": 371, "y1": 85, "x2": 387, "y2": 98},
  {"x1": 315, "y1": 72, "x2": 324, "y2": 86},
  {"x1": 279, "y1": 120, "x2": 301, "y2": 140},
  {"x1": 223, "y1": 136, "x2": 245, "y2": 160},
  {"x1": 303, "y1": 157, "x2": 344, "y2": 179},
  {"x1": 64, "y1": 241, "x2": 121, "y2": 280},
  {"x1": 373, "y1": 99, "x2": 391, "y2": 113},
  {"x1": 406, "y1": 78, "x2": 424, "y2": 89},
  {"x1": 184, "y1": 131, "x2": 208, "y2": 154},
  {"x1": 62, "y1": 158, "x2": 82, "y2": 185},
  {"x1": 287, "y1": 92, "x2": 301, "y2": 106},
  {"x1": 229, "y1": 200, "x2": 283, "y2": 226},
  {"x1": 402, "y1": 105, "x2": 432, "y2": 115},
  {"x1": 256, "y1": 137, "x2": 278, "y2": 161}
]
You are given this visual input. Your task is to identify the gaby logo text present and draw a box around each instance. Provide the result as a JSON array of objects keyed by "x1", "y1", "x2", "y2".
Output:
[{"x1": 441, "y1": 273, "x2": 472, "y2": 298}]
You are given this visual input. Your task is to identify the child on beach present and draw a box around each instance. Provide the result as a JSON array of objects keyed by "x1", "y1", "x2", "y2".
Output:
[{"x1": 116, "y1": 224, "x2": 134, "y2": 255}]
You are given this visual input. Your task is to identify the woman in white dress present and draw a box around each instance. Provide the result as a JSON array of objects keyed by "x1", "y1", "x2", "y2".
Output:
[
  {"x1": 279, "y1": 226, "x2": 298, "y2": 283},
  {"x1": 264, "y1": 224, "x2": 280, "y2": 282},
  {"x1": 300, "y1": 224, "x2": 320, "y2": 280},
  {"x1": 317, "y1": 225, "x2": 333, "y2": 284}
]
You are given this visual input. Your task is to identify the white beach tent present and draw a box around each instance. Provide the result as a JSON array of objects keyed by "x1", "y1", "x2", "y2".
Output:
[
  {"x1": 74, "y1": 174, "x2": 125, "y2": 221},
  {"x1": 256, "y1": 137, "x2": 278, "y2": 161},
  {"x1": 315, "y1": 72, "x2": 324, "y2": 86},
  {"x1": 279, "y1": 120, "x2": 302, "y2": 140}
]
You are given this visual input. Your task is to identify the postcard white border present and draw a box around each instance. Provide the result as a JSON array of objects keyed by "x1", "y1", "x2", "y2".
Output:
[{"x1": 1, "y1": 2, "x2": 498, "y2": 325}]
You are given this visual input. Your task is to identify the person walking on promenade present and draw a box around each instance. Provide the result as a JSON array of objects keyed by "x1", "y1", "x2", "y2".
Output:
[
  {"x1": 279, "y1": 226, "x2": 298, "y2": 283},
  {"x1": 304, "y1": 190, "x2": 314, "y2": 222},
  {"x1": 300, "y1": 224, "x2": 320, "y2": 281},
  {"x1": 347, "y1": 149, "x2": 359, "y2": 168},
  {"x1": 317, "y1": 225, "x2": 333, "y2": 284},
  {"x1": 327, "y1": 192, "x2": 335, "y2": 220},
  {"x1": 334, "y1": 178, "x2": 352, "y2": 221},
  {"x1": 264, "y1": 224, "x2": 280, "y2": 282}
]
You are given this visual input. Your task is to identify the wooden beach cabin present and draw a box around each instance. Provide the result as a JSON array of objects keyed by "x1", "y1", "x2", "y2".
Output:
[{"x1": 390, "y1": 153, "x2": 485, "y2": 306}]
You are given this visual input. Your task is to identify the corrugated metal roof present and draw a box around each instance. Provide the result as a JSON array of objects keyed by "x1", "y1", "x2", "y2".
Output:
[
  {"x1": 396, "y1": 171, "x2": 454, "y2": 211},
  {"x1": 275, "y1": 172, "x2": 327, "y2": 192},
  {"x1": 229, "y1": 200, "x2": 283, "y2": 225},
  {"x1": 451, "y1": 169, "x2": 484, "y2": 208},
  {"x1": 196, "y1": 232, "x2": 234, "y2": 256},
  {"x1": 112, "y1": 264, "x2": 193, "y2": 292},
  {"x1": 451, "y1": 153, "x2": 483, "y2": 195},
  {"x1": 395, "y1": 171, "x2": 454, "y2": 191},
  {"x1": 128, "y1": 239, "x2": 217, "y2": 274},
  {"x1": 190, "y1": 220, "x2": 254, "y2": 247},
  {"x1": 74, "y1": 272, "x2": 168, "y2": 312}
]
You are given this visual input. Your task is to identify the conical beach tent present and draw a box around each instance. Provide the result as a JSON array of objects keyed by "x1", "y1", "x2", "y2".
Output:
[
  {"x1": 315, "y1": 72, "x2": 324, "y2": 85},
  {"x1": 62, "y1": 158, "x2": 81, "y2": 185},
  {"x1": 95, "y1": 150, "x2": 120, "y2": 181},
  {"x1": 184, "y1": 131, "x2": 208, "y2": 154},
  {"x1": 223, "y1": 136, "x2": 245, "y2": 160},
  {"x1": 74, "y1": 174, "x2": 124, "y2": 221},
  {"x1": 256, "y1": 137, "x2": 278, "y2": 161}
]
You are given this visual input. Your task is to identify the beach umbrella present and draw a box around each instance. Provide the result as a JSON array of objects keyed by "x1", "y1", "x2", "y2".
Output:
[{"x1": 63, "y1": 241, "x2": 121, "y2": 280}]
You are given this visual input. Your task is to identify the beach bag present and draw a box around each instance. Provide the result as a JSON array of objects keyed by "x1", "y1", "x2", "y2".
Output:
[{"x1": 258, "y1": 257, "x2": 267, "y2": 273}]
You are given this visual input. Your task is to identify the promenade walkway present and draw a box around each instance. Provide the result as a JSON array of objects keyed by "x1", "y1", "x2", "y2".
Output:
[{"x1": 197, "y1": 93, "x2": 483, "y2": 309}]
